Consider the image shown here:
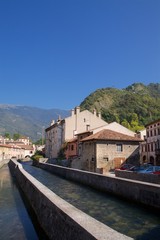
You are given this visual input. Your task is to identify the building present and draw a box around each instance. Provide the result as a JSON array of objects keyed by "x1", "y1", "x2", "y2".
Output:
[
  {"x1": 78, "y1": 129, "x2": 142, "y2": 173},
  {"x1": 136, "y1": 129, "x2": 146, "y2": 140},
  {"x1": 45, "y1": 106, "x2": 108, "y2": 159},
  {"x1": 65, "y1": 138, "x2": 77, "y2": 160},
  {"x1": 0, "y1": 135, "x2": 36, "y2": 161},
  {"x1": 140, "y1": 119, "x2": 160, "y2": 165},
  {"x1": 65, "y1": 121, "x2": 136, "y2": 160},
  {"x1": 0, "y1": 144, "x2": 25, "y2": 160},
  {"x1": 5, "y1": 136, "x2": 31, "y2": 145}
]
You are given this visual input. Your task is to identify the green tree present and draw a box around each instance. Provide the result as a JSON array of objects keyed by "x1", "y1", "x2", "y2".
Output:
[
  {"x1": 121, "y1": 119, "x2": 131, "y2": 129},
  {"x1": 4, "y1": 132, "x2": 11, "y2": 139},
  {"x1": 13, "y1": 133, "x2": 21, "y2": 140},
  {"x1": 34, "y1": 138, "x2": 46, "y2": 145}
]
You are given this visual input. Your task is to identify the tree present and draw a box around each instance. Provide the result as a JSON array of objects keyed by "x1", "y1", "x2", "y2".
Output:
[
  {"x1": 34, "y1": 138, "x2": 46, "y2": 145},
  {"x1": 121, "y1": 119, "x2": 131, "y2": 129},
  {"x1": 13, "y1": 133, "x2": 21, "y2": 140},
  {"x1": 4, "y1": 132, "x2": 11, "y2": 139}
]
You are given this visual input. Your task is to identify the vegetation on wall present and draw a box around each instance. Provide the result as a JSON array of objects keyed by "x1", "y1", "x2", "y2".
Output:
[
  {"x1": 31, "y1": 150, "x2": 45, "y2": 162},
  {"x1": 80, "y1": 83, "x2": 160, "y2": 132},
  {"x1": 57, "y1": 142, "x2": 67, "y2": 159}
]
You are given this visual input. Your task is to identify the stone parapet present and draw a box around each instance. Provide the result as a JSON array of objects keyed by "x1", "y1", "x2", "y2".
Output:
[
  {"x1": 0, "y1": 158, "x2": 9, "y2": 168},
  {"x1": 37, "y1": 162, "x2": 160, "y2": 211},
  {"x1": 8, "y1": 159, "x2": 132, "y2": 240},
  {"x1": 115, "y1": 169, "x2": 160, "y2": 184}
]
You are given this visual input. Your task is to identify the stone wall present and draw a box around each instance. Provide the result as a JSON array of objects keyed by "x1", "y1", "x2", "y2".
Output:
[
  {"x1": 8, "y1": 159, "x2": 131, "y2": 240},
  {"x1": 0, "y1": 158, "x2": 9, "y2": 168},
  {"x1": 37, "y1": 162, "x2": 160, "y2": 211},
  {"x1": 115, "y1": 169, "x2": 160, "y2": 184}
]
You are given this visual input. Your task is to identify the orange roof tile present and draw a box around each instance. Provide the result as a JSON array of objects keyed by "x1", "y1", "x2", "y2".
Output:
[{"x1": 81, "y1": 129, "x2": 142, "y2": 142}]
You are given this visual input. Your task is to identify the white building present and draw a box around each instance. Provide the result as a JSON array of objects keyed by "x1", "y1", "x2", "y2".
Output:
[
  {"x1": 90, "y1": 121, "x2": 136, "y2": 137},
  {"x1": 45, "y1": 106, "x2": 108, "y2": 159}
]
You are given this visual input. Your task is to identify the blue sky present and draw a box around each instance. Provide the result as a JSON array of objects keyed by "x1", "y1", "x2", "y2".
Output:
[{"x1": 0, "y1": 0, "x2": 159, "y2": 110}]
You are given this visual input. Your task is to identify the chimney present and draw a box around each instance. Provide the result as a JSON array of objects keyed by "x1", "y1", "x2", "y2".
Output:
[
  {"x1": 71, "y1": 109, "x2": 74, "y2": 116},
  {"x1": 75, "y1": 106, "x2": 80, "y2": 115},
  {"x1": 93, "y1": 109, "x2": 96, "y2": 115},
  {"x1": 98, "y1": 112, "x2": 101, "y2": 118},
  {"x1": 50, "y1": 120, "x2": 55, "y2": 126},
  {"x1": 57, "y1": 115, "x2": 61, "y2": 122}
]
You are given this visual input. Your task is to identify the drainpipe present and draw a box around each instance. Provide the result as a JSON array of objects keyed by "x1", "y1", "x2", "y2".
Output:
[{"x1": 94, "y1": 141, "x2": 96, "y2": 172}]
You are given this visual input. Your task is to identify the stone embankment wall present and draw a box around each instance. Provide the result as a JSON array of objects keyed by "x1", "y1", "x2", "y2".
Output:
[
  {"x1": 36, "y1": 161, "x2": 160, "y2": 211},
  {"x1": 0, "y1": 158, "x2": 9, "y2": 168},
  {"x1": 8, "y1": 159, "x2": 132, "y2": 240},
  {"x1": 115, "y1": 169, "x2": 160, "y2": 184}
]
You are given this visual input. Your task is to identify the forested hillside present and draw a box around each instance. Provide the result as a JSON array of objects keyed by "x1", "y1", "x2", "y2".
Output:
[{"x1": 80, "y1": 83, "x2": 160, "y2": 132}]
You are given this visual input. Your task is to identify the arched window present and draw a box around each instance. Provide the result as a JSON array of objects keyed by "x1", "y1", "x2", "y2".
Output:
[{"x1": 143, "y1": 155, "x2": 146, "y2": 163}]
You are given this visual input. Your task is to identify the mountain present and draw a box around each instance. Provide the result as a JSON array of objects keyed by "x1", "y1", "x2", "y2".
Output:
[
  {"x1": 1, "y1": 83, "x2": 159, "y2": 141},
  {"x1": 80, "y1": 83, "x2": 160, "y2": 132},
  {"x1": 0, "y1": 105, "x2": 70, "y2": 141}
]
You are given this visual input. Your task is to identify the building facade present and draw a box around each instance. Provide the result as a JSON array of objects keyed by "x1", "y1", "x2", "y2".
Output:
[
  {"x1": 0, "y1": 144, "x2": 25, "y2": 160},
  {"x1": 0, "y1": 136, "x2": 35, "y2": 159},
  {"x1": 79, "y1": 129, "x2": 142, "y2": 173},
  {"x1": 140, "y1": 119, "x2": 160, "y2": 165},
  {"x1": 45, "y1": 106, "x2": 108, "y2": 159},
  {"x1": 65, "y1": 121, "x2": 136, "y2": 160}
]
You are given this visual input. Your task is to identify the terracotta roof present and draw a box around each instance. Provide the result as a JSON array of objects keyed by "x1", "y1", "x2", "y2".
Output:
[
  {"x1": 75, "y1": 130, "x2": 91, "y2": 135},
  {"x1": 0, "y1": 144, "x2": 21, "y2": 149},
  {"x1": 17, "y1": 144, "x2": 34, "y2": 150},
  {"x1": 81, "y1": 129, "x2": 142, "y2": 142},
  {"x1": 67, "y1": 137, "x2": 77, "y2": 143}
]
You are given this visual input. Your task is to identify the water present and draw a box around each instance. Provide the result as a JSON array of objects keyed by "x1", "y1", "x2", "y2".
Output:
[
  {"x1": 22, "y1": 162, "x2": 160, "y2": 240},
  {"x1": 0, "y1": 164, "x2": 48, "y2": 240}
]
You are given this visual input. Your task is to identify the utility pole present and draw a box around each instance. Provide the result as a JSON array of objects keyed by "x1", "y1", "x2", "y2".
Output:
[{"x1": 42, "y1": 126, "x2": 45, "y2": 145}]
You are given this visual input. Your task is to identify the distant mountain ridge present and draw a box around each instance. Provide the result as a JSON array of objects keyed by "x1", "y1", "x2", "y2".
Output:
[
  {"x1": 1, "y1": 82, "x2": 159, "y2": 141},
  {"x1": 0, "y1": 105, "x2": 70, "y2": 141}
]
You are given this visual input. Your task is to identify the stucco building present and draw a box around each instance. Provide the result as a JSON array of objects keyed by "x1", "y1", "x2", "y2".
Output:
[
  {"x1": 65, "y1": 121, "x2": 136, "y2": 160},
  {"x1": 140, "y1": 119, "x2": 160, "y2": 165},
  {"x1": 45, "y1": 106, "x2": 108, "y2": 159},
  {"x1": 0, "y1": 144, "x2": 25, "y2": 160}
]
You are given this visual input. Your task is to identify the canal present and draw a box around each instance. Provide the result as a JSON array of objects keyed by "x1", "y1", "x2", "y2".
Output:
[
  {"x1": 22, "y1": 162, "x2": 160, "y2": 240},
  {"x1": 1, "y1": 161, "x2": 160, "y2": 239},
  {"x1": 0, "y1": 164, "x2": 48, "y2": 240}
]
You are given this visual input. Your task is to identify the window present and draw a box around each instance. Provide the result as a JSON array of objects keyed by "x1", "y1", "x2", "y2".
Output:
[
  {"x1": 86, "y1": 124, "x2": 90, "y2": 131},
  {"x1": 117, "y1": 144, "x2": 123, "y2": 152},
  {"x1": 103, "y1": 157, "x2": 109, "y2": 161},
  {"x1": 151, "y1": 143, "x2": 153, "y2": 152}
]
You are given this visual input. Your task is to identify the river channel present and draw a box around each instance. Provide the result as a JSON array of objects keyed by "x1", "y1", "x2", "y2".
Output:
[
  {"x1": 1, "y1": 161, "x2": 160, "y2": 239},
  {"x1": 22, "y1": 162, "x2": 160, "y2": 240}
]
